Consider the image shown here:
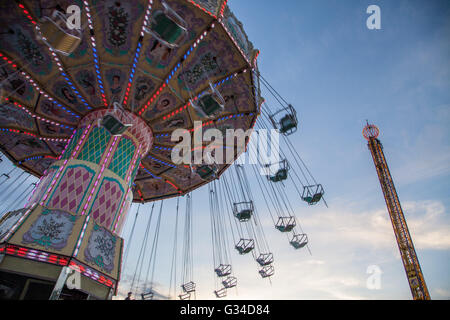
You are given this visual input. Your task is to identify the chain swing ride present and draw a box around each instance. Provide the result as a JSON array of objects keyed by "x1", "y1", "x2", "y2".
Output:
[{"x1": 0, "y1": 0, "x2": 326, "y2": 300}]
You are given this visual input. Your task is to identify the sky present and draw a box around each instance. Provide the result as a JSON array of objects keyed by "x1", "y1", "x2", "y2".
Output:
[
  {"x1": 1, "y1": 0, "x2": 449, "y2": 300},
  {"x1": 117, "y1": 0, "x2": 450, "y2": 300}
]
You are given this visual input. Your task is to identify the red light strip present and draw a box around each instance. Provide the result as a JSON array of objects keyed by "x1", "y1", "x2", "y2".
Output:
[
  {"x1": 138, "y1": 22, "x2": 215, "y2": 116},
  {"x1": 162, "y1": 101, "x2": 191, "y2": 121},
  {"x1": 18, "y1": 4, "x2": 36, "y2": 25},
  {"x1": 189, "y1": 120, "x2": 214, "y2": 133},
  {"x1": 220, "y1": 21, "x2": 251, "y2": 66},
  {"x1": 138, "y1": 82, "x2": 168, "y2": 116},
  {"x1": 6, "y1": 99, "x2": 74, "y2": 129},
  {"x1": 165, "y1": 179, "x2": 181, "y2": 193},
  {"x1": 186, "y1": 0, "x2": 217, "y2": 19},
  {"x1": 0, "y1": 51, "x2": 79, "y2": 118},
  {"x1": 18, "y1": 3, "x2": 91, "y2": 110},
  {"x1": 253, "y1": 50, "x2": 260, "y2": 67},
  {"x1": 219, "y1": 0, "x2": 228, "y2": 17},
  {"x1": 0, "y1": 127, "x2": 69, "y2": 142},
  {"x1": 69, "y1": 260, "x2": 115, "y2": 288},
  {"x1": 3, "y1": 244, "x2": 69, "y2": 266}
]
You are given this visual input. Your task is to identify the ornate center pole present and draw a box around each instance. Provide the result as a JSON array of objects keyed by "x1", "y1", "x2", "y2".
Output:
[
  {"x1": 0, "y1": 109, "x2": 152, "y2": 299},
  {"x1": 28, "y1": 110, "x2": 152, "y2": 233}
]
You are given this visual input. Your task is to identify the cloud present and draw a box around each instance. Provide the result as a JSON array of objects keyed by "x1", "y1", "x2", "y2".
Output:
[{"x1": 301, "y1": 199, "x2": 450, "y2": 251}]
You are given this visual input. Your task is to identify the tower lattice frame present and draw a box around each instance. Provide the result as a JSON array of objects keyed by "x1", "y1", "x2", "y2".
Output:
[{"x1": 363, "y1": 123, "x2": 430, "y2": 300}]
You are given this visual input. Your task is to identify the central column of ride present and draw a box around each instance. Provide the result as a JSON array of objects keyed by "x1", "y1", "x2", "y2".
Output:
[
  {"x1": 29, "y1": 109, "x2": 152, "y2": 233},
  {"x1": 0, "y1": 109, "x2": 152, "y2": 299}
]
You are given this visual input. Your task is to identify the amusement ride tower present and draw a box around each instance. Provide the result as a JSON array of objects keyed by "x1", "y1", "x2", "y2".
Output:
[{"x1": 363, "y1": 122, "x2": 430, "y2": 300}]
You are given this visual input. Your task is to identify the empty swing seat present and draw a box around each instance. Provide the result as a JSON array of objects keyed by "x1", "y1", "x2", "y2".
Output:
[
  {"x1": 301, "y1": 185, "x2": 324, "y2": 205},
  {"x1": 269, "y1": 104, "x2": 298, "y2": 136},
  {"x1": 269, "y1": 168, "x2": 288, "y2": 182},
  {"x1": 191, "y1": 83, "x2": 225, "y2": 119},
  {"x1": 235, "y1": 239, "x2": 255, "y2": 255},
  {"x1": 145, "y1": 1, "x2": 187, "y2": 48},
  {"x1": 275, "y1": 216, "x2": 296, "y2": 233},
  {"x1": 182, "y1": 281, "x2": 196, "y2": 293},
  {"x1": 279, "y1": 114, "x2": 297, "y2": 134},
  {"x1": 259, "y1": 265, "x2": 275, "y2": 278},
  {"x1": 39, "y1": 12, "x2": 82, "y2": 56},
  {"x1": 214, "y1": 264, "x2": 232, "y2": 277},
  {"x1": 201, "y1": 95, "x2": 223, "y2": 116},
  {"x1": 256, "y1": 253, "x2": 274, "y2": 267},
  {"x1": 222, "y1": 276, "x2": 237, "y2": 289},
  {"x1": 290, "y1": 234, "x2": 308, "y2": 250},
  {"x1": 179, "y1": 292, "x2": 191, "y2": 300},
  {"x1": 266, "y1": 159, "x2": 290, "y2": 183},
  {"x1": 192, "y1": 92, "x2": 225, "y2": 119},
  {"x1": 235, "y1": 209, "x2": 252, "y2": 221},
  {"x1": 233, "y1": 201, "x2": 254, "y2": 222},
  {"x1": 214, "y1": 288, "x2": 227, "y2": 298},
  {"x1": 196, "y1": 165, "x2": 216, "y2": 180},
  {"x1": 152, "y1": 12, "x2": 183, "y2": 45},
  {"x1": 141, "y1": 291, "x2": 154, "y2": 300},
  {"x1": 101, "y1": 115, "x2": 132, "y2": 136}
]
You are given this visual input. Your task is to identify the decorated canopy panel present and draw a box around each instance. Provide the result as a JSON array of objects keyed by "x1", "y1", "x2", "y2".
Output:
[{"x1": 0, "y1": 0, "x2": 261, "y2": 202}]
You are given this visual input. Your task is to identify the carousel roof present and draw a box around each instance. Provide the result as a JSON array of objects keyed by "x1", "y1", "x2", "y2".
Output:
[{"x1": 0, "y1": 0, "x2": 261, "y2": 202}]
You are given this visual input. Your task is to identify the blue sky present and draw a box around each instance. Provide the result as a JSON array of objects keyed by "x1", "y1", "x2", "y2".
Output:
[
  {"x1": 115, "y1": 0, "x2": 450, "y2": 300},
  {"x1": 0, "y1": 0, "x2": 449, "y2": 300}
]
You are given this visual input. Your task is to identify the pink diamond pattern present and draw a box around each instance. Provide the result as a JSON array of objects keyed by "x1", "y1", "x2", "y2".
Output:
[
  {"x1": 90, "y1": 179, "x2": 124, "y2": 230},
  {"x1": 49, "y1": 167, "x2": 94, "y2": 213}
]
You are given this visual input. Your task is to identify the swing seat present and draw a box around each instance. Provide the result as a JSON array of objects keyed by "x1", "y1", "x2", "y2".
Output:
[
  {"x1": 290, "y1": 240, "x2": 307, "y2": 249},
  {"x1": 236, "y1": 246, "x2": 253, "y2": 255},
  {"x1": 235, "y1": 209, "x2": 252, "y2": 222},
  {"x1": 151, "y1": 12, "x2": 184, "y2": 45},
  {"x1": 182, "y1": 281, "x2": 196, "y2": 293},
  {"x1": 275, "y1": 216, "x2": 296, "y2": 233},
  {"x1": 222, "y1": 276, "x2": 237, "y2": 289},
  {"x1": 279, "y1": 115, "x2": 297, "y2": 134},
  {"x1": 233, "y1": 201, "x2": 253, "y2": 222},
  {"x1": 269, "y1": 104, "x2": 298, "y2": 136},
  {"x1": 179, "y1": 293, "x2": 191, "y2": 300},
  {"x1": 199, "y1": 94, "x2": 222, "y2": 116},
  {"x1": 39, "y1": 12, "x2": 82, "y2": 56},
  {"x1": 214, "y1": 264, "x2": 232, "y2": 277},
  {"x1": 145, "y1": 1, "x2": 187, "y2": 48},
  {"x1": 196, "y1": 165, "x2": 216, "y2": 180},
  {"x1": 214, "y1": 288, "x2": 227, "y2": 298},
  {"x1": 266, "y1": 159, "x2": 289, "y2": 183},
  {"x1": 256, "y1": 253, "x2": 274, "y2": 267},
  {"x1": 141, "y1": 291, "x2": 154, "y2": 300},
  {"x1": 301, "y1": 185, "x2": 324, "y2": 205},
  {"x1": 235, "y1": 239, "x2": 254, "y2": 255},
  {"x1": 101, "y1": 115, "x2": 132, "y2": 136},
  {"x1": 290, "y1": 234, "x2": 308, "y2": 250},
  {"x1": 269, "y1": 169, "x2": 288, "y2": 182},
  {"x1": 191, "y1": 84, "x2": 225, "y2": 119},
  {"x1": 302, "y1": 193, "x2": 322, "y2": 204},
  {"x1": 259, "y1": 265, "x2": 274, "y2": 278},
  {"x1": 275, "y1": 224, "x2": 295, "y2": 232}
]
